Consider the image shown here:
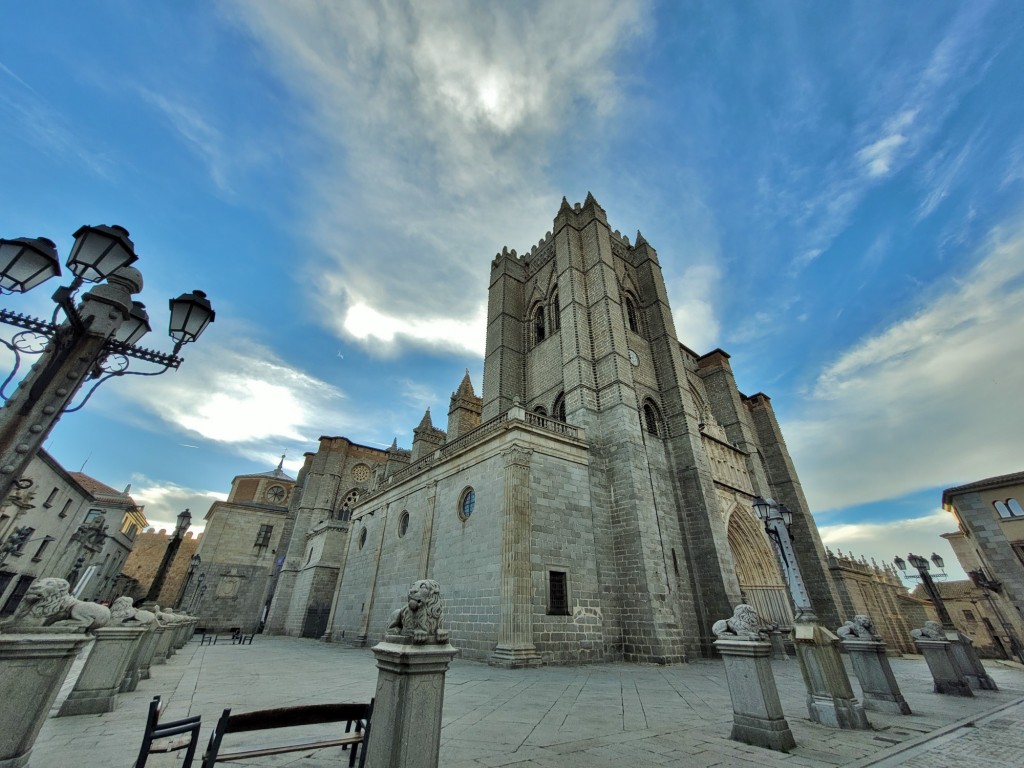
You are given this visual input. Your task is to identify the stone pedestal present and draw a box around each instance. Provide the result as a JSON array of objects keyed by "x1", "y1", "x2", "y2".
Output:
[
  {"x1": 794, "y1": 624, "x2": 870, "y2": 729},
  {"x1": 714, "y1": 639, "x2": 795, "y2": 752},
  {"x1": 366, "y1": 639, "x2": 459, "y2": 768},
  {"x1": 915, "y1": 638, "x2": 973, "y2": 696},
  {"x1": 58, "y1": 626, "x2": 146, "y2": 716},
  {"x1": 121, "y1": 626, "x2": 159, "y2": 692},
  {"x1": 768, "y1": 629, "x2": 790, "y2": 660},
  {"x1": 135, "y1": 625, "x2": 163, "y2": 681},
  {"x1": 0, "y1": 630, "x2": 90, "y2": 767},
  {"x1": 948, "y1": 632, "x2": 998, "y2": 691},
  {"x1": 151, "y1": 624, "x2": 174, "y2": 665},
  {"x1": 842, "y1": 639, "x2": 911, "y2": 715}
]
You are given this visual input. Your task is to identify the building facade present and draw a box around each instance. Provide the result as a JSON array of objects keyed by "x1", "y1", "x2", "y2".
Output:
[
  {"x1": 189, "y1": 461, "x2": 296, "y2": 632},
  {"x1": 120, "y1": 528, "x2": 202, "y2": 608},
  {"x1": 941, "y1": 472, "x2": 1024, "y2": 657},
  {"x1": 263, "y1": 196, "x2": 843, "y2": 665},
  {"x1": 0, "y1": 450, "x2": 147, "y2": 614}
]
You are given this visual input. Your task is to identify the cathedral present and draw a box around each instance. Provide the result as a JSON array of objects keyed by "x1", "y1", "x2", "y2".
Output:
[{"x1": 244, "y1": 195, "x2": 843, "y2": 665}]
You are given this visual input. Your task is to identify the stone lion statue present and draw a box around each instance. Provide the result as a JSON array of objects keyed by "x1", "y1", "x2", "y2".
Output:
[
  {"x1": 837, "y1": 614, "x2": 880, "y2": 641},
  {"x1": 110, "y1": 596, "x2": 157, "y2": 627},
  {"x1": 0, "y1": 577, "x2": 110, "y2": 632},
  {"x1": 712, "y1": 604, "x2": 768, "y2": 641},
  {"x1": 386, "y1": 579, "x2": 448, "y2": 644},
  {"x1": 910, "y1": 620, "x2": 945, "y2": 641}
]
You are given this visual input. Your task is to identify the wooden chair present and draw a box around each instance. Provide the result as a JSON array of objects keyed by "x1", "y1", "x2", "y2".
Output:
[
  {"x1": 135, "y1": 695, "x2": 202, "y2": 768},
  {"x1": 201, "y1": 699, "x2": 372, "y2": 768}
]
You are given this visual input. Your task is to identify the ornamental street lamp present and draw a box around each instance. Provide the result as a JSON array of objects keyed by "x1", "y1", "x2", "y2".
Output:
[
  {"x1": 752, "y1": 495, "x2": 816, "y2": 623},
  {"x1": 146, "y1": 509, "x2": 192, "y2": 604},
  {"x1": 0, "y1": 226, "x2": 214, "y2": 504},
  {"x1": 176, "y1": 553, "x2": 201, "y2": 610},
  {"x1": 894, "y1": 551, "x2": 955, "y2": 629}
]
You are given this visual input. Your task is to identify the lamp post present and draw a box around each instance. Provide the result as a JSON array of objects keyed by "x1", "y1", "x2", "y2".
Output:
[
  {"x1": 0, "y1": 226, "x2": 214, "y2": 503},
  {"x1": 752, "y1": 496, "x2": 816, "y2": 623},
  {"x1": 894, "y1": 552, "x2": 955, "y2": 629},
  {"x1": 145, "y1": 509, "x2": 192, "y2": 605},
  {"x1": 176, "y1": 553, "x2": 201, "y2": 610}
]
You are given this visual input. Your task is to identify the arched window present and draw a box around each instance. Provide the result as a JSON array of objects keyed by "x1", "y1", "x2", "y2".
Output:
[
  {"x1": 533, "y1": 305, "x2": 546, "y2": 344},
  {"x1": 550, "y1": 291, "x2": 560, "y2": 332},
  {"x1": 459, "y1": 487, "x2": 476, "y2": 521},
  {"x1": 642, "y1": 400, "x2": 661, "y2": 437},
  {"x1": 995, "y1": 500, "x2": 1012, "y2": 519},
  {"x1": 1006, "y1": 499, "x2": 1024, "y2": 518},
  {"x1": 398, "y1": 510, "x2": 410, "y2": 537},
  {"x1": 625, "y1": 295, "x2": 640, "y2": 334},
  {"x1": 533, "y1": 406, "x2": 547, "y2": 416},
  {"x1": 552, "y1": 393, "x2": 566, "y2": 422}
]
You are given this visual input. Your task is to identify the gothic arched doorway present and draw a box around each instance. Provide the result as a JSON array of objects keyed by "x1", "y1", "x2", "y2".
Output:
[{"x1": 727, "y1": 506, "x2": 794, "y2": 628}]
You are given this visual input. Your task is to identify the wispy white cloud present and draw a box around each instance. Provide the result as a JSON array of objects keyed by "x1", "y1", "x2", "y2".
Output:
[
  {"x1": 787, "y1": 215, "x2": 1024, "y2": 511},
  {"x1": 130, "y1": 475, "x2": 227, "y2": 532},
  {"x1": 112, "y1": 335, "x2": 356, "y2": 458},
  {"x1": 225, "y1": 0, "x2": 649, "y2": 355},
  {"x1": 666, "y1": 262, "x2": 721, "y2": 353},
  {"x1": 856, "y1": 110, "x2": 916, "y2": 178},
  {"x1": 0, "y1": 60, "x2": 114, "y2": 178}
]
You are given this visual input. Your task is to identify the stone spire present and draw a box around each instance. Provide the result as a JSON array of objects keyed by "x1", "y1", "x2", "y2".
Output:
[
  {"x1": 448, "y1": 369, "x2": 483, "y2": 441},
  {"x1": 413, "y1": 407, "x2": 446, "y2": 462}
]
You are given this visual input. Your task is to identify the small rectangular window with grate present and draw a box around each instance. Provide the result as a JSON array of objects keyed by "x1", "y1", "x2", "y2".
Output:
[
  {"x1": 254, "y1": 524, "x2": 273, "y2": 549},
  {"x1": 548, "y1": 570, "x2": 569, "y2": 616}
]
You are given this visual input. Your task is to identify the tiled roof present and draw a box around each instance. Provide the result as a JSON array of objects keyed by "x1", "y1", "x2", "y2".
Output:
[
  {"x1": 943, "y1": 471, "x2": 1024, "y2": 504},
  {"x1": 70, "y1": 472, "x2": 138, "y2": 506}
]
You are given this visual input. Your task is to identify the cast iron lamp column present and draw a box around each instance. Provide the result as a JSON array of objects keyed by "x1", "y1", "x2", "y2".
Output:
[
  {"x1": 176, "y1": 553, "x2": 201, "y2": 610},
  {"x1": 146, "y1": 509, "x2": 192, "y2": 605},
  {"x1": 753, "y1": 495, "x2": 817, "y2": 623},
  {"x1": 894, "y1": 552, "x2": 954, "y2": 628},
  {"x1": 0, "y1": 226, "x2": 214, "y2": 504}
]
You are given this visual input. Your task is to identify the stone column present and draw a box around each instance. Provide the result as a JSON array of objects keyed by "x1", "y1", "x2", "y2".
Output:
[
  {"x1": 121, "y1": 625, "x2": 159, "y2": 692},
  {"x1": 915, "y1": 638, "x2": 973, "y2": 696},
  {"x1": 794, "y1": 623, "x2": 870, "y2": 729},
  {"x1": 0, "y1": 630, "x2": 90, "y2": 768},
  {"x1": 948, "y1": 632, "x2": 998, "y2": 691},
  {"x1": 150, "y1": 624, "x2": 174, "y2": 665},
  {"x1": 58, "y1": 625, "x2": 146, "y2": 716},
  {"x1": 134, "y1": 625, "x2": 163, "y2": 682},
  {"x1": 714, "y1": 638, "x2": 795, "y2": 752},
  {"x1": 841, "y1": 639, "x2": 911, "y2": 715},
  {"x1": 490, "y1": 445, "x2": 542, "y2": 668}
]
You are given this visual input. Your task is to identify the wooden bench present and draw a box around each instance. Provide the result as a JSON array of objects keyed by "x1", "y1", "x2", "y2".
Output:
[
  {"x1": 200, "y1": 699, "x2": 372, "y2": 768},
  {"x1": 135, "y1": 695, "x2": 202, "y2": 768}
]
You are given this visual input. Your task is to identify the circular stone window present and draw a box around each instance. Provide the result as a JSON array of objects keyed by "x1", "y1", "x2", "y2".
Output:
[
  {"x1": 398, "y1": 510, "x2": 410, "y2": 537},
  {"x1": 352, "y1": 464, "x2": 370, "y2": 483},
  {"x1": 458, "y1": 487, "x2": 476, "y2": 521},
  {"x1": 358, "y1": 528, "x2": 367, "y2": 550}
]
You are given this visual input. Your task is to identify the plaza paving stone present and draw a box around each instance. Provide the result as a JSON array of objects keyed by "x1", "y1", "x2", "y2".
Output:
[{"x1": 26, "y1": 636, "x2": 1024, "y2": 767}]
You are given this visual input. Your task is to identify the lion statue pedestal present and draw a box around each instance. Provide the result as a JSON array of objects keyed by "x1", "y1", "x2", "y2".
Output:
[
  {"x1": 367, "y1": 580, "x2": 458, "y2": 768},
  {"x1": 837, "y1": 616, "x2": 911, "y2": 715},
  {"x1": 712, "y1": 605, "x2": 795, "y2": 752},
  {"x1": 0, "y1": 629, "x2": 92, "y2": 766}
]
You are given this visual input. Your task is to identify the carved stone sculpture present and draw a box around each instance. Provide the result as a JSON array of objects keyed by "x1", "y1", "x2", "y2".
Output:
[
  {"x1": 712, "y1": 604, "x2": 767, "y2": 641},
  {"x1": 837, "y1": 614, "x2": 880, "y2": 641},
  {"x1": 0, "y1": 577, "x2": 110, "y2": 632},
  {"x1": 386, "y1": 579, "x2": 449, "y2": 644},
  {"x1": 153, "y1": 605, "x2": 185, "y2": 625},
  {"x1": 911, "y1": 620, "x2": 945, "y2": 640},
  {"x1": 110, "y1": 596, "x2": 157, "y2": 627}
]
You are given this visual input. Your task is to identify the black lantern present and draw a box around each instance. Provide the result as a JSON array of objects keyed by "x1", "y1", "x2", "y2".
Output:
[
  {"x1": 893, "y1": 555, "x2": 907, "y2": 572},
  {"x1": 169, "y1": 289, "x2": 215, "y2": 346},
  {"x1": 174, "y1": 508, "x2": 192, "y2": 538},
  {"x1": 907, "y1": 552, "x2": 929, "y2": 571},
  {"x1": 65, "y1": 225, "x2": 138, "y2": 283},
  {"x1": 930, "y1": 552, "x2": 945, "y2": 570},
  {"x1": 778, "y1": 503, "x2": 793, "y2": 528},
  {"x1": 113, "y1": 301, "x2": 152, "y2": 346},
  {"x1": 752, "y1": 496, "x2": 771, "y2": 521},
  {"x1": 0, "y1": 237, "x2": 61, "y2": 293}
]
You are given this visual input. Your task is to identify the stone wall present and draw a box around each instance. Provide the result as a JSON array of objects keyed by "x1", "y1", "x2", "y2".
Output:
[{"x1": 119, "y1": 530, "x2": 201, "y2": 608}]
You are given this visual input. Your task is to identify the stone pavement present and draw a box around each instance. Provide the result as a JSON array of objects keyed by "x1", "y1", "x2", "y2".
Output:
[{"x1": 28, "y1": 637, "x2": 1024, "y2": 767}]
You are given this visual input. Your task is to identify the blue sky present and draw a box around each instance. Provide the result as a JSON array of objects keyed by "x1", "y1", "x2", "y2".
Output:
[{"x1": 3, "y1": 1, "x2": 1024, "y2": 584}]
